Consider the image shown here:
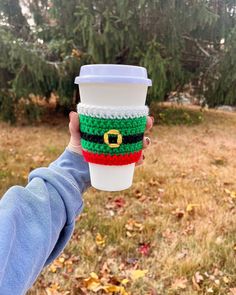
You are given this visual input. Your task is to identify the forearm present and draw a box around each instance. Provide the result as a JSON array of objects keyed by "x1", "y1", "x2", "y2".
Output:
[{"x1": 0, "y1": 149, "x2": 90, "y2": 294}]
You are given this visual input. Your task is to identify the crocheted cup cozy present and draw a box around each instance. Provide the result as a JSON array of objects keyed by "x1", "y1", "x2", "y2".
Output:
[{"x1": 77, "y1": 103, "x2": 149, "y2": 165}]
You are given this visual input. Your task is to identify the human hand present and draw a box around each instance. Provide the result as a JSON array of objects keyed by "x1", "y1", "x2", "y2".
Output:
[
  {"x1": 67, "y1": 111, "x2": 154, "y2": 162},
  {"x1": 67, "y1": 111, "x2": 82, "y2": 155},
  {"x1": 136, "y1": 115, "x2": 154, "y2": 166}
]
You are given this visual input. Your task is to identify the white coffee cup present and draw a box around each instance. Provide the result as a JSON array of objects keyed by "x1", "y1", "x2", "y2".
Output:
[{"x1": 75, "y1": 64, "x2": 152, "y2": 191}]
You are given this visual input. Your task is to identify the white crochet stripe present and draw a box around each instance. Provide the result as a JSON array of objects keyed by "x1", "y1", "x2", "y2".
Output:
[{"x1": 77, "y1": 103, "x2": 149, "y2": 119}]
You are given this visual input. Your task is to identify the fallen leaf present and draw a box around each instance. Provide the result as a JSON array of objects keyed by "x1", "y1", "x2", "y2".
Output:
[
  {"x1": 45, "y1": 289, "x2": 60, "y2": 295},
  {"x1": 149, "y1": 178, "x2": 159, "y2": 186},
  {"x1": 195, "y1": 272, "x2": 204, "y2": 284},
  {"x1": 49, "y1": 265, "x2": 57, "y2": 273},
  {"x1": 223, "y1": 276, "x2": 229, "y2": 283},
  {"x1": 96, "y1": 233, "x2": 106, "y2": 248},
  {"x1": 130, "y1": 269, "x2": 148, "y2": 281},
  {"x1": 176, "y1": 249, "x2": 188, "y2": 260},
  {"x1": 192, "y1": 276, "x2": 201, "y2": 291},
  {"x1": 83, "y1": 272, "x2": 102, "y2": 292},
  {"x1": 206, "y1": 287, "x2": 214, "y2": 293},
  {"x1": 224, "y1": 189, "x2": 236, "y2": 199},
  {"x1": 46, "y1": 283, "x2": 60, "y2": 295},
  {"x1": 121, "y1": 278, "x2": 129, "y2": 285},
  {"x1": 126, "y1": 231, "x2": 133, "y2": 238},
  {"x1": 103, "y1": 285, "x2": 128, "y2": 295},
  {"x1": 172, "y1": 208, "x2": 185, "y2": 219},
  {"x1": 125, "y1": 219, "x2": 144, "y2": 232},
  {"x1": 138, "y1": 243, "x2": 150, "y2": 256},
  {"x1": 171, "y1": 277, "x2": 187, "y2": 290},
  {"x1": 186, "y1": 203, "x2": 200, "y2": 213},
  {"x1": 158, "y1": 188, "x2": 165, "y2": 194},
  {"x1": 58, "y1": 257, "x2": 65, "y2": 264},
  {"x1": 101, "y1": 261, "x2": 110, "y2": 277},
  {"x1": 134, "y1": 189, "x2": 143, "y2": 198},
  {"x1": 114, "y1": 197, "x2": 126, "y2": 208}
]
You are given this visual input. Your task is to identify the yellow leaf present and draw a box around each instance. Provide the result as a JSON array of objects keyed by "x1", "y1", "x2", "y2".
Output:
[
  {"x1": 58, "y1": 257, "x2": 65, "y2": 263},
  {"x1": 231, "y1": 191, "x2": 236, "y2": 199},
  {"x1": 46, "y1": 283, "x2": 60, "y2": 295},
  {"x1": 49, "y1": 265, "x2": 57, "y2": 273},
  {"x1": 206, "y1": 287, "x2": 214, "y2": 293},
  {"x1": 186, "y1": 203, "x2": 200, "y2": 213},
  {"x1": 88, "y1": 282, "x2": 103, "y2": 292},
  {"x1": 84, "y1": 272, "x2": 102, "y2": 292},
  {"x1": 90, "y1": 272, "x2": 99, "y2": 279},
  {"x1": 126, "y1": 231, "x2": 133, "y2": 238},
  {"x1": 121, "y1": 278, "x2": 130, "y2": 285},
  {"x1": 223, "y1": 276, "x2": 229, "y2": 283},
  {"x1": 50, "y1": 283, "x2": 60, "y2": 290},
  {"x1": 130, "y1": 269, "x2": 148, "y2": 281},
  {"x1": 103, "y1": 285, "x2": 129, "y2": 295},
  {"x1": 96, "y1": 233, "x2": 106, "y2": 247},
  {"x1": 103, "y1": 285, "x2": 121, "y2": 292}
]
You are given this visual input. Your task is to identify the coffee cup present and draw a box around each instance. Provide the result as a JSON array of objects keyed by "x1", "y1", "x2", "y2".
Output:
[{"x1": 75, "y1": 64, "x2": 152, "y2": 191}]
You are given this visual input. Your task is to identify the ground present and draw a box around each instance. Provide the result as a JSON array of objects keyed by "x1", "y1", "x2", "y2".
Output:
[{"x1": 1, "y1": 108, "x2": 236, "y2": 295}]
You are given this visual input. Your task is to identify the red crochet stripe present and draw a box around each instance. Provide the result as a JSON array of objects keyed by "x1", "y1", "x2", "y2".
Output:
[{"x1": 82, "y1": 150, "x2": 142, "y2": 165}]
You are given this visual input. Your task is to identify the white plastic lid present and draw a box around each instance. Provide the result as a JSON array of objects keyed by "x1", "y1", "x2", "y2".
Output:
[{"x1": 74, "y1": 64, "x2": 152, "y2": 86}]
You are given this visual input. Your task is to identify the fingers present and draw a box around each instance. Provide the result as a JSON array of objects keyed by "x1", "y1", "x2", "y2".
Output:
[
  {"x1": 135, "y1": 151, "x2": 145, "y2": 166},
  {"x1": 146, "y1": 116, "x2": 154, "y2": 131},
  {"x1": 69, "y1": 111, "x2": 80, "y2": 140},
  {"x1": 143, "y1": 115, "x2": 153, "y2": 149},
  {"x1": 136, "y1": 116, "x2": 154, "y2": 166},
  {"x1": 67, "y1": 111, "x2": 82, "y2": 154},
  {"x1": 143, "y1": 136, "x2": 151, "y2": 149}
]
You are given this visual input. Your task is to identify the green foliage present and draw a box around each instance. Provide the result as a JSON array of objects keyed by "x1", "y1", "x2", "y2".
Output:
[
  {"x1": 0, "y1": 94, "x2": 16, "y2": 124},
  {"x1": 141, "y1": 41, "x2": 167, "y2": 101},
  {"x1": 204, "y1": 28, "x2": 236, "y2": 107},
  {"x1": 151, "y1": 104, "x2": 203, "y2": 126},
  {"x1": 0, "y1": 0, "x2": 236, "y2": 122}
]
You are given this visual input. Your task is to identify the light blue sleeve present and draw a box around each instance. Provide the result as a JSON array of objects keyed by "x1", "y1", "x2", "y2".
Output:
[{"x1": 0, "y1": 149, "x2": 90, "y2": 295}]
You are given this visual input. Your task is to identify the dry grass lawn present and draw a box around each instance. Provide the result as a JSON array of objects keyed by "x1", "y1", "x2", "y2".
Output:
[{"x1": 1, "y1": 108, "x2": 236, "y2": 295}]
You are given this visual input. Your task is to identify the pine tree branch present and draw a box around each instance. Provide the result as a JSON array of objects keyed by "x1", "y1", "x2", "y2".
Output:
[{"x1": 183, "y1": 35, "x2": 211, "y2": 57}]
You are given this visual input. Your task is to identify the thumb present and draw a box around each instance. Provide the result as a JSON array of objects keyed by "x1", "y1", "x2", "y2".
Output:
[
  {"x1": 67, "y1": 111, "x2": 82, "y2": 154},
  {"x1": 69, "y1": 111, "x2": 81, "y2": 141}
]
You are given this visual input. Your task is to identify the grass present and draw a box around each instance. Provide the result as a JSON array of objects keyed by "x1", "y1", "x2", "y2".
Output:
[{"x1": 1, "y1": 107, "x2": 236, "y2": 294}]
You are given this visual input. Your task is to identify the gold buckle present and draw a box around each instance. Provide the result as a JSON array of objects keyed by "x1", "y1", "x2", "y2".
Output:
[{"x1": 104, "y1": 129, "x2": 122, "y2": 148}]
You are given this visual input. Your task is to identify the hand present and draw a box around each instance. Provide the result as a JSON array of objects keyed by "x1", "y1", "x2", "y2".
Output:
[
  {"x1": 136, "y1": 115, "x2": 154, "y2": 166},
  {"x1": 67, "y1": 111, "x2": 154, "y2": 163},
  {"x1": 67, "y1": 111, "x2": 82, "y2": 155}
]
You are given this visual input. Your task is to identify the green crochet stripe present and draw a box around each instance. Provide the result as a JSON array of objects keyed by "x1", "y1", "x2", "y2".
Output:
[
  {"x1": 80, "y1": 124, "x2": 145, "y2": 136},
  {"x1": 81, "y1": 139, "x2": 143, "y2": 155},
  {"x1": 79, "y1": 114, "x2": 147, "y2": 131}
]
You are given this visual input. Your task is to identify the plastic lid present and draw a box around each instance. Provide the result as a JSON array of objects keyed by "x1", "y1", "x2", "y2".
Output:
[{"x1": 74, "y1": 64, "x2": 152, "y2": 86}]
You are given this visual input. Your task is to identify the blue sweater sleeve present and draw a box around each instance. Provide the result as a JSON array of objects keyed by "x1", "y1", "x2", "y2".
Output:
[{"x1": 0, "y1": 149, "x2": 90, "y2": 295}]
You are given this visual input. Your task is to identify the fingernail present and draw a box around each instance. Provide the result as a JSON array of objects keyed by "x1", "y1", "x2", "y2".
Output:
[
  {"x1": 145, "y1": 137, "x2": 151, "y2": 145},
  {"x1": 143, "y1": 154, "x2": 145, "y2": 160}
]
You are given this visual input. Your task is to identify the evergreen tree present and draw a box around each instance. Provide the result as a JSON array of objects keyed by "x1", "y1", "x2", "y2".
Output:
[{"x1": 0, "y1": 0, "x2": 236, "y2": 122}]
